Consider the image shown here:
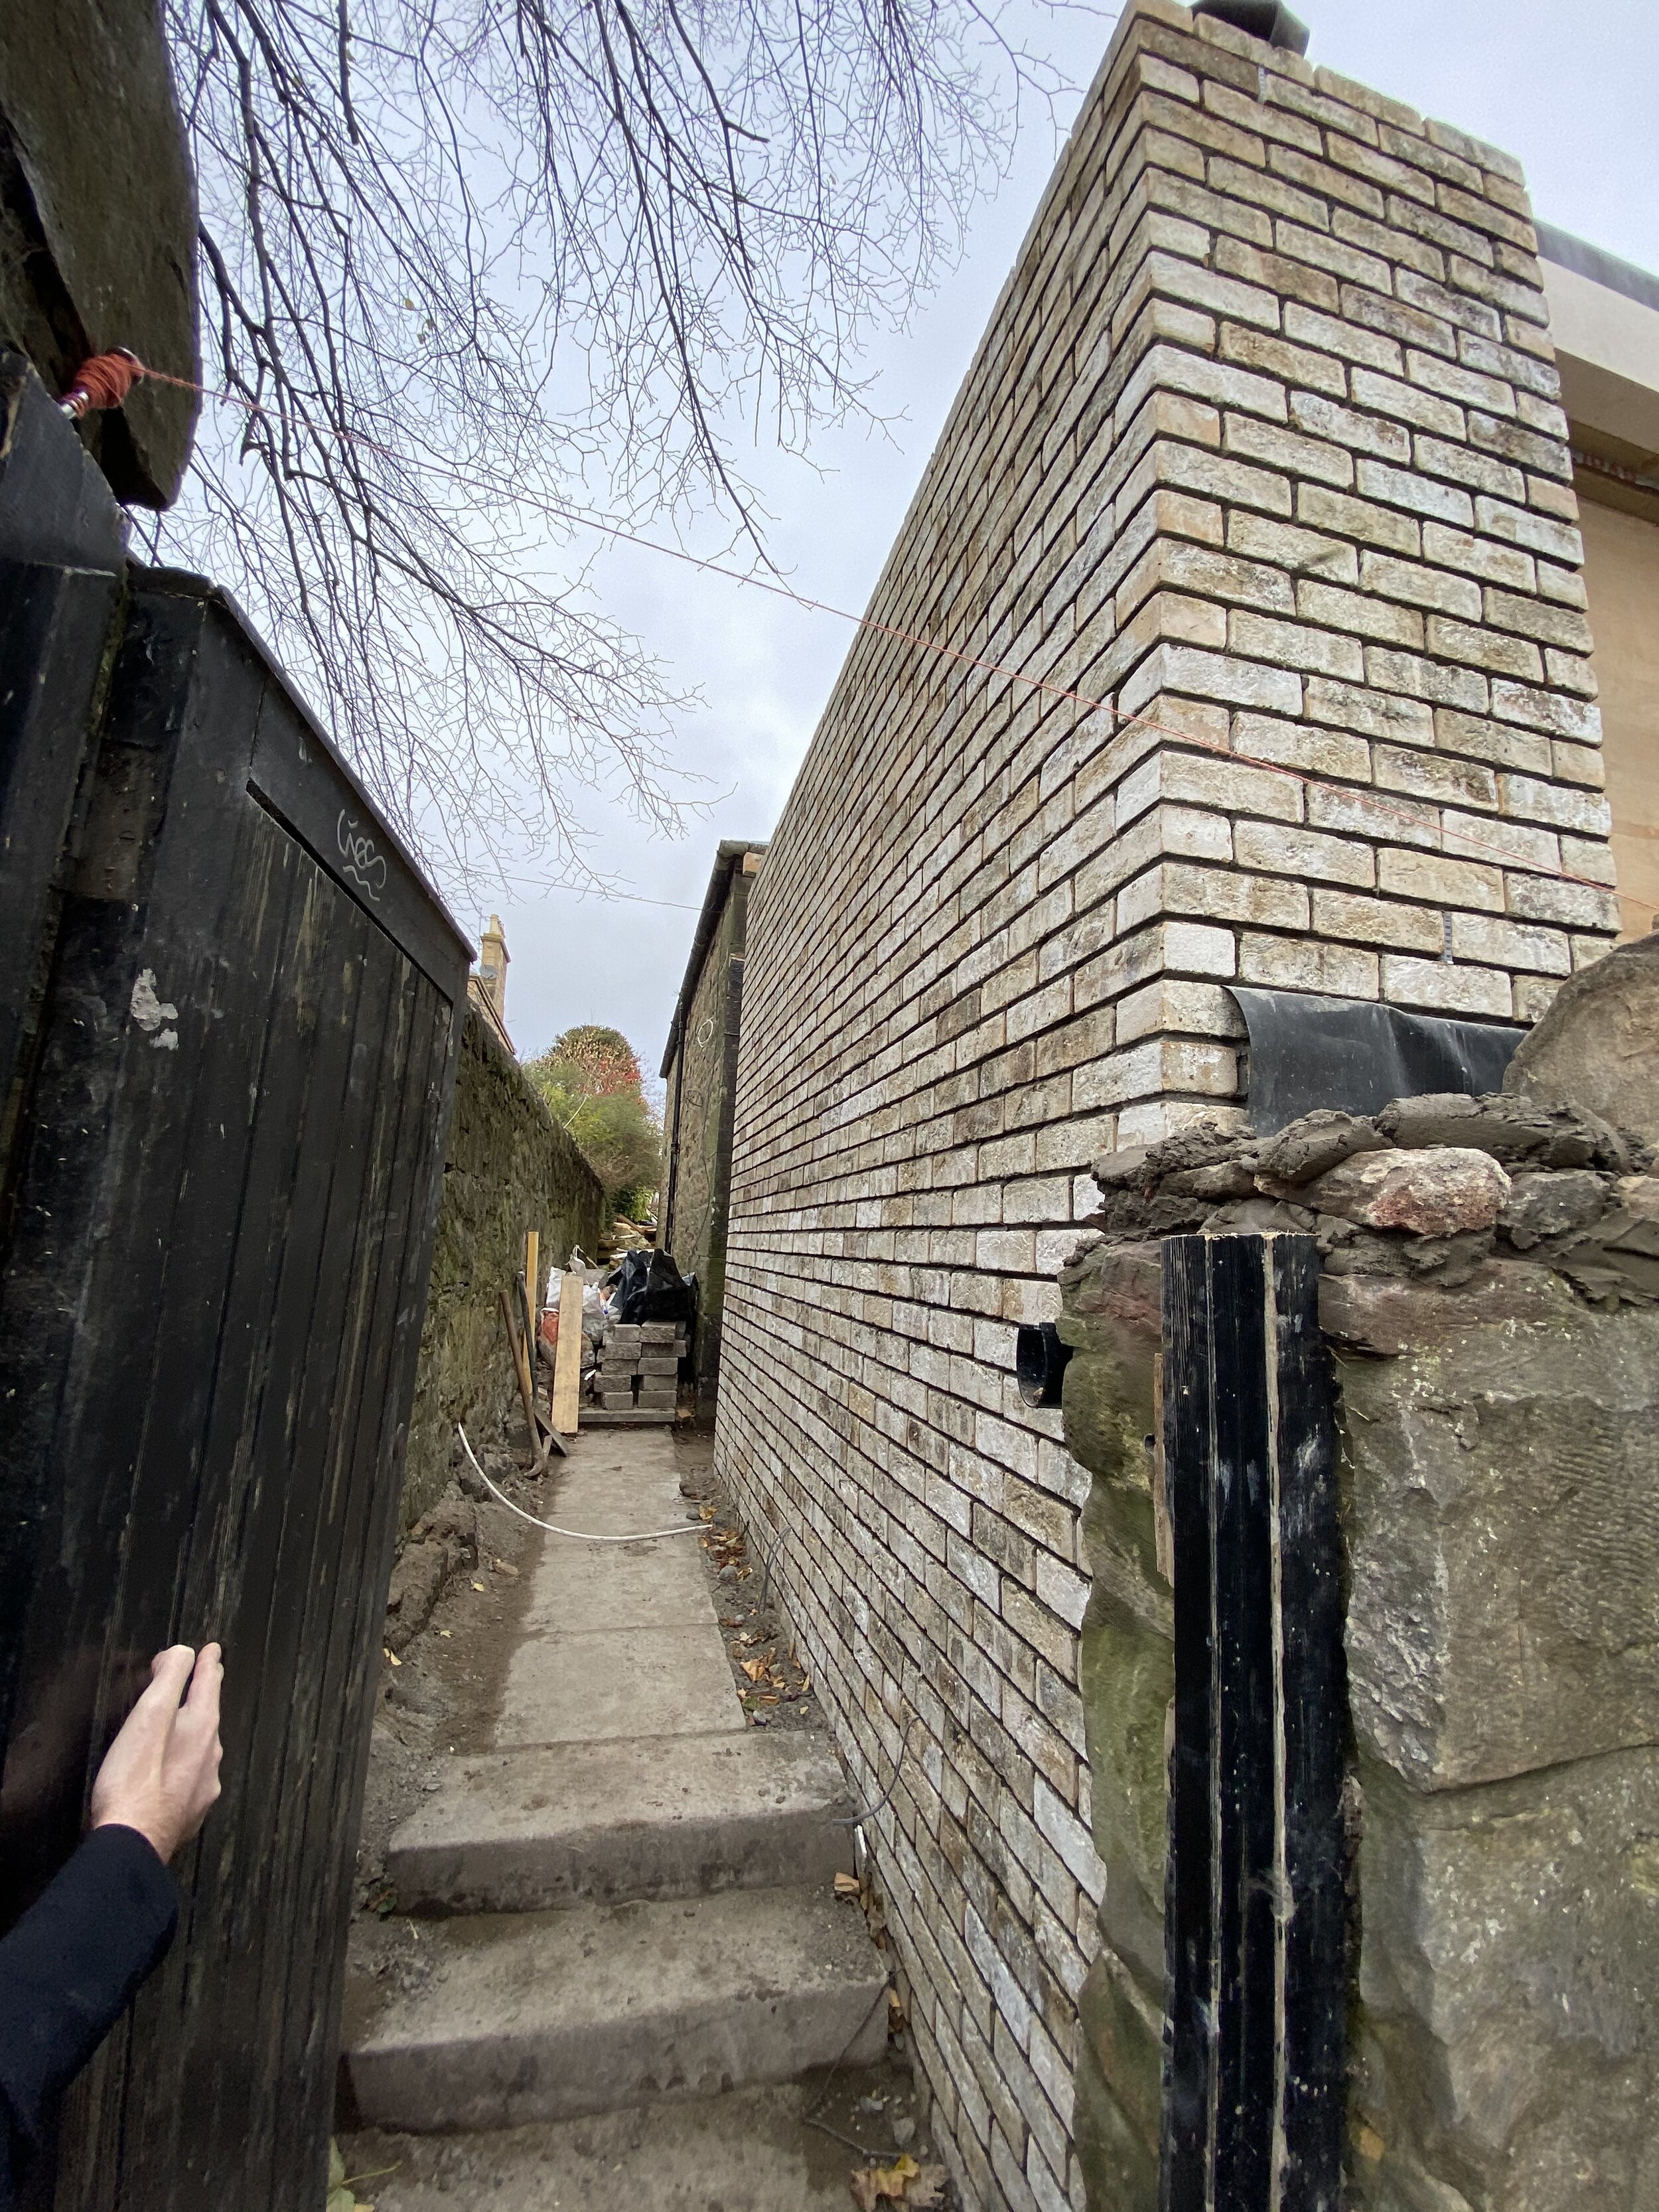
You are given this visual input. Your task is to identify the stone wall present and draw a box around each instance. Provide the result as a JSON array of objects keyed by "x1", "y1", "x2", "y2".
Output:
[
  {"x1": 403, "y1": 1001, "x2": 605, "y2": 1528},
  {"x1": 1058, "y1": 1046, "x2": 1659, "y2": 2210},
  {"x1": 712, "y1": 6, "x2": 1623, "y2": 2206}
]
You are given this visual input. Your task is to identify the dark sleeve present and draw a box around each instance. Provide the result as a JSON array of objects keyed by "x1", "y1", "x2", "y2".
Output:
[{"x1": 0, "y1": 1826, "x2": 178, "y2": 2199}]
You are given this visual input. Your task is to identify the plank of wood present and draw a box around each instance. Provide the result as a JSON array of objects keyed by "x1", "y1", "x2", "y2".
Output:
[
  {"x1": 526, "y1": 1228, "x2": 540, "y2": 1333},
  {"x1": 551, "y1": 1270, "x2": 585, "y2": 1435}
]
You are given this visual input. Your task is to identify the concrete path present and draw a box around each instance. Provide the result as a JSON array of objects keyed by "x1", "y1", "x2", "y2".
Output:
[
  {"x1": 340, "y1": 1429, "x2": 892, "y2": 2199},
  {"x1": 492, "y1": 1433, "x2": 741, "y2": 1746}
]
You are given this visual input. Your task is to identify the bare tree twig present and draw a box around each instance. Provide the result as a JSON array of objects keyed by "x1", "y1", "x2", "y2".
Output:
[{"x1": 148, "y1": 0, "x2": 1073, "y2": 889}]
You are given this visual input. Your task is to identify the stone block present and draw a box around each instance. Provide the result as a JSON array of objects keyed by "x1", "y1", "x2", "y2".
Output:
[
  {"x1": 1303, "y1": 1145, "x2": 1510, "y2": 1234},
  {"x1": 1352, "y1": 1747, "x2": 1659, "y2": 2212},
  {"x1": 1341, "y1": 1300, "x2": 1659, "y2": 1787},
  {"x1": 1506, "y1": 932, "x2": 1659, "y2": 1145}
]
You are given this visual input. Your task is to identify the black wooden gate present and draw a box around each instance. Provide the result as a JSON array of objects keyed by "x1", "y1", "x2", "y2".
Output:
[
  {"x1": 0, "y1": 355, "x2": 469, "y2": 2209},
  {"x1": 1159, "y1": 1232, "x2": 1346, "y2": 2212}
]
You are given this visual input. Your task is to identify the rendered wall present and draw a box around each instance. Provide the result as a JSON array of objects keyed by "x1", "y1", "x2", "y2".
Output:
[
  {"x1": 713, "y1": 5, "x2": 1621, "y2": 2205},
  {"x1": 403, "y1": 1001, "x2": 605, "y2": 1526},
  {"x1": 1579, "y1": 498, "x2": 1659, "y2": 939},
  {"x1": 662, "y1": 864, "x2": 753, "y2": 1410}
]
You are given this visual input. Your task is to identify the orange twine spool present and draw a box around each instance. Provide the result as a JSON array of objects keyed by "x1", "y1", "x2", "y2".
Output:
[{"x1": 59, "y1": 348, "x2": 146, "y2": 418}]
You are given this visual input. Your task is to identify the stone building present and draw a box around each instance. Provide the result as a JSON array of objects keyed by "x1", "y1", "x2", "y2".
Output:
[
  {"x1": 704, "y1": 4, "x2": 1658, "y2": 2207},
  {"x1": 660, "y1": 842, "x2": 765, "y2": 1413}
]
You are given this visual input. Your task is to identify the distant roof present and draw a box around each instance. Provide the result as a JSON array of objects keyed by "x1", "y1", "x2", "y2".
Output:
[
  {"x1": 1536, "y1": 223, "x2": 1659, "y2": 318},
  {"x1": 660, "y1": 841, "x2": 767, "y2": 1076}
]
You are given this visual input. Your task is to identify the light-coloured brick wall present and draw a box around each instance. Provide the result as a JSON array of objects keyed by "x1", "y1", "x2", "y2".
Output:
[{"x1": 711, "y1": 6, "x2": 1619, "y2": 2205}]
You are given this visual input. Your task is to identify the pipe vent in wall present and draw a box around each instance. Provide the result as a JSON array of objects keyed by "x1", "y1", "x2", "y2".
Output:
[{"x1": 1190, "y1": 0, "x2": 1311, "y2": 54}]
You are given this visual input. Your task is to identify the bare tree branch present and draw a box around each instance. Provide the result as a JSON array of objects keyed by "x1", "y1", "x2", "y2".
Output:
[{"x1": 151, "y1": 0, "x2": 1069, "y2": 889}]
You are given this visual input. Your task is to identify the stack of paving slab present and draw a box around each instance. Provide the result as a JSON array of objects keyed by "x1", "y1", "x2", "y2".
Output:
[{"x1": 592, "y1": 1319, "x2": 685, "y2": 1419}]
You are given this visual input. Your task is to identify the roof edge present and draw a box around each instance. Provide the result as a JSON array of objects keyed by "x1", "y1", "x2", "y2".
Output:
[
  {"x1": 1536, "y1": 222, "x2": 1659, "y2": 319},
  {"x1": 660, "y1": 841, "x2": 766, "y2": 1076}
]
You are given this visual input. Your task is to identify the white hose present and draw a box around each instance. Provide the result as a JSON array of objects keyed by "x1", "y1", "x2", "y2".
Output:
[{"x1": 457, "y1": 1425, "x2": 704, "y2": 1544}]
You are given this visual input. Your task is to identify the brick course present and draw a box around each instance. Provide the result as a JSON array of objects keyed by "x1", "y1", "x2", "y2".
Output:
[{"x1": 711, "y1": 6, "x2": 1619, "y2": 2203}]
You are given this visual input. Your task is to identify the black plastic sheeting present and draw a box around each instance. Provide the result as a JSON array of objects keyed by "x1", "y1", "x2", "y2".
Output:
[{"x1": 1228, "y1": 989, "x2": 1527, "y2": 1134}]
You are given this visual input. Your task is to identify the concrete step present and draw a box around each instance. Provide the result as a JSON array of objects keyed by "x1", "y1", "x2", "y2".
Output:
[
  {"x1": 338, "y1": 2061, "x2": 926, "y2": 2210},
  {"x1": 389, "y1": 1730, "x2": 856, "y2": 1913},
  {"x1": 344, "y1": 1885, "x2": 889, "y2": 2132}
]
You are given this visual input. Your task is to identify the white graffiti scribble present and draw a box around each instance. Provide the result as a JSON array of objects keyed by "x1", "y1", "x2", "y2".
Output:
[{"x1": 336, "y1": 811, "x2": 388, "y2": 900}]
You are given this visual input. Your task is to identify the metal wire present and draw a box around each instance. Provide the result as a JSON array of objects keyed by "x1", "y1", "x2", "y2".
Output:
[{"x1": 829, "y1": 1715, "x2": 919, "y2": 1828}]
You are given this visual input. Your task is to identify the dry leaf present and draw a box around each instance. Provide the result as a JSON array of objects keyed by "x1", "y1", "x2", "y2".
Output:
[
  {"x1": 741, "y1": 1658, "x2": 769, "y2": 1682},
  {"x1": 848, "y1": 2154, "x2": 919, "y2": 2209},
  {"x1": 382, "y1": 1648, "x2": 401, "y2": 1668},
  {"x1": 491, "y1": 1558, "x2": 520, "y2": 1578},
  {"x1": 470, "y1": 1580, "x2": 486, "y2": 1592},
  {"x1": 834, "y1": 1872, "x2": 862, "y2": 1897},
  {"x1": 906, "y1": 2167, "x2": 948, "y2": 2207},
  {"x1": 437, "y1": 1629, "x2": 452, "y2": 1639}
]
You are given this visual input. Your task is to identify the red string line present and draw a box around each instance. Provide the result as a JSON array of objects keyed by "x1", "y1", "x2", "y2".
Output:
[{"x1": 63, "y1": 350, "x2": 1652, "y2": 924}]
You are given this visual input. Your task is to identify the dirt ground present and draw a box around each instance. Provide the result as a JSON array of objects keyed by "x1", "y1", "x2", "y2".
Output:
[{"x1": 338, "y1": 1426, "x2": 950, "y2": 2209}]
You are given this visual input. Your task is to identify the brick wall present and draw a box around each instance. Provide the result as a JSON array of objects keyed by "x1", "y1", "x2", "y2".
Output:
[{"x1": 711, "y1": 6, "x2": 1619, "y2": 2205}]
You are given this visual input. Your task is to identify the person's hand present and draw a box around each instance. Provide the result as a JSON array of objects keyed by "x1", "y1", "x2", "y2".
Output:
[{"x1": 89, "y1": 1645, "x2": 224, "y2": 1864}]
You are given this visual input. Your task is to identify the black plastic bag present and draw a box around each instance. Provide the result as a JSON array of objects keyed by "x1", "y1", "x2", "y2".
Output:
[{"x1": 611, "y1": 1248, "x2": 694, "y2": 1324}]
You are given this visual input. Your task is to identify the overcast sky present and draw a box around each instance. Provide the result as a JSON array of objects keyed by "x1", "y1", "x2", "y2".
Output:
[{"x1": 482, "y1": 0, "x2": 1659, "y2": 1076}]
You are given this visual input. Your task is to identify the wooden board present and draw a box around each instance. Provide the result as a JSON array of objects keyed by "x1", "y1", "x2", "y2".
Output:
[
  {"x1": 1159, "y1": 1232, "x2": 1345, "y2": 2212},
  {"x1": 551, "y1": 1269, "x2": 585, "y2": 1434}
]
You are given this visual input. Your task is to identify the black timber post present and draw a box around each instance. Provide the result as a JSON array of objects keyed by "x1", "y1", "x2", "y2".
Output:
[{"x1": 1159, "y1": 1232, "x2": 1346, "y2": 2212}]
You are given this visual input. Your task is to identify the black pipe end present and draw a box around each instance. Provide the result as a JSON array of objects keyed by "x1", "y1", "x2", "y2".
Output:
[
  {"x1": 1016, "y1": 1322, "x2": 1074, "y2": 1410},
  {"x1": 1191, "y1": 0, "x2": 1311, "y2": 55}
]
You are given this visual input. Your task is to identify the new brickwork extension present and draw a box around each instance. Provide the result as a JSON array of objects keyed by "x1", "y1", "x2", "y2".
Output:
[{"x1": 711, "y1": 6, "x2": 1621, "y2": 2205}]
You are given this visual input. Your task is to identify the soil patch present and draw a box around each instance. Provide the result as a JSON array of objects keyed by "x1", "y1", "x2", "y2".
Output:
[{"x1": 674, "y1": 1430, "x2": 821, "y2": 1732}]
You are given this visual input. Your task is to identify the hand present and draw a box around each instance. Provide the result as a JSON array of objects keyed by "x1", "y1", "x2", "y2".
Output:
[{"x1": 90, "y1": 1645, "x2": 224, "y2": 1864}]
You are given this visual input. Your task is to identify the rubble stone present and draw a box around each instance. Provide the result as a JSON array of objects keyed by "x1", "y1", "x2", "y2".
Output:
[
  {"x1": 1303, "y1": 1146, "x2": 1511, "y2": 1237},
  {"x1": 1376, "y1": 1090, "x2": 1554, "y2": 1161},
  {"x1": 1252, "y1": 1108, "x2": 1388, "y2": 1187},
  {"x1": 1498, "y1": 1168, "x2": 1607, "y2": 1249},
  {"x1": 1506, "y1": 929, "x2": 1659, "y2": 1146},
  {"x1": 1161, "y1": 1160, "x2": 1256, "y2": 1201},
  {"x1": 1090, "y1": 1145, "x2": 1153, "y2": 1192},
  {"x1": 1141, "y1": 1120, "x2": 1252, "y2": 1177}
]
